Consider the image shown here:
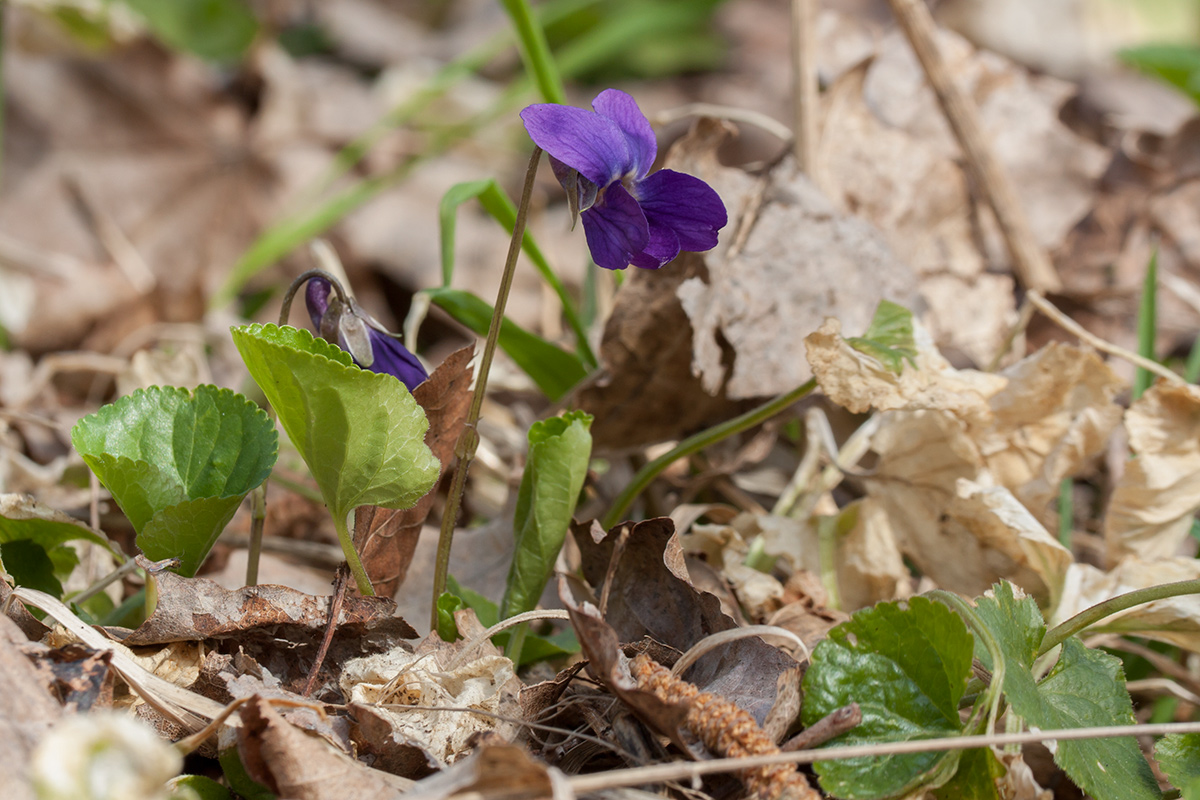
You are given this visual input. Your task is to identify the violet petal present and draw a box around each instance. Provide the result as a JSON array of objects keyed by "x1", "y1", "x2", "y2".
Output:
[
  {"x1": 592, "y1": 89, "x2": 657, "y2": 180},
  {"x1": 636, "y1": 169, "x2": 727, "y2": 253},
  {"x1": 630, "y1": 219, "x2": 681, "y2": 269},
  {"x1": 305, "y1": 277, "x2": 332, "y2": 329},
  {"x1": 581, "y1": 183, "x2": 650, "y2": 271},
  {"x1": 365, "y1": 329, "x2": 428, "y2": 391},
  {"x1": 520, "y1": 104, "x2": 631, "y2": 185}
]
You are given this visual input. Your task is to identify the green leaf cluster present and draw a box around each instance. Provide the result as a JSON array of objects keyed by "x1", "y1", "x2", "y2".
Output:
[
  {"x1": 802, "y1": 582, "x2": 1160, "y2": 800},
  {"x1": 846, "y1": 300, "x2": 918, "y2": 375},
  {"x1": 71, "y1": 385, "x2": 277, "y2": 577}
]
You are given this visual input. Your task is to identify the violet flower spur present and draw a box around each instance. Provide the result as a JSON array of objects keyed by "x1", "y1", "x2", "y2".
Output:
[
  {"x1": 305, "y1": 275, "x2": 428, "y2": 392},
  {"x1": 520, "y1": 89, "x2": 727, "y2": 270}
]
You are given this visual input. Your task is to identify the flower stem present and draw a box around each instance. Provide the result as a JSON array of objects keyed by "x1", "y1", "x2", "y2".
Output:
[
  {"x1": 930, "y1": 590, "x2": 1005, "y2": 736},
  {"x1": 600, "y1": 379, "x2": 817, "y2": 531},
  {"x1": 430, "y1": 147, "x2": 544, "y2": 630},
  {"x1": 1038, "y1": 579, "x2": 1200, "y2": 657},
  {"x1": 500, "y1": 0, "x2": 566, "y2": 104},
  {"x1": 335, "y1": 509, "x2": 374, "y2": 596}
]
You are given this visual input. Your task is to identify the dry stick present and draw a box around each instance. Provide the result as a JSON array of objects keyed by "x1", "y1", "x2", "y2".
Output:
[
  {"x1": 431, "y1": 147, "x2": 544, "y2": 630},
  {"x1": 790, "y1": 0, "x2": 819, "y2": 172},
  {"x1": 302, "y1": 565, "x2": 352, "y2": 698},
  {"x1": 885, "y1": 0, "x2": 1061, "y2": 293},
  {"x1": 565, "y1": 721, "x2": 1200, "y2": 794},
  {"x1": 781, "y1": 703, "x2": 862, "y2": 752},
  {"x1": 1026, "y1": 291, "x2": 1183, "y2": 384}
]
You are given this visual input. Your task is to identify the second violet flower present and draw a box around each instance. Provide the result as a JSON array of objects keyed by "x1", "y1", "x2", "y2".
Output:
[{"x1": 520, "y1": 89, "x2": 727, "y2": 271}]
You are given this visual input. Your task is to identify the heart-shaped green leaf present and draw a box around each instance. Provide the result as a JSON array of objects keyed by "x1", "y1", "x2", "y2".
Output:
[
  {"x1": 71, "y1": 385, "x2": 277, "y2": 576},
  {"x1": 802, "y1": 596, "x2": 973, "y2": 799},
  {"x1": 231, "y1": 324, "x2": 439, "y2": 522}
]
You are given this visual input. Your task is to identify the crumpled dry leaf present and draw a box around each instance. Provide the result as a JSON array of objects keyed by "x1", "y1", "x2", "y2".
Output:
[
  {"x1": 946, "y1": 479, "x2": 1072, "y2": 608},
  {"x1": 572, "y1": 517, "x2": 800, "y2": 726},
  {"x1": 339, "y1": 610, "x2": 523, "y2": 771},
  {"x1": 809, "y1": 325, "x2": 1119, "y2": 600},
  {"x1": 671, "y1": 122, "x2": 923, "y2": 401},
  {"x1": 401, "y1": 741, "x2": 560, "y2": 800},
  {"x1": 817, "y1": 25, "x2": 1107, "y2": 364},
  {"x1": 238, "y1": 695, "x2": 411, "y2": 800},
  {"x1": 125, "y1": 570, "x2": 415, "y2": 646},
  {"x1": 1053, "y1": 558, "x2": 1200, "y2": 652},
  {"x1": 804, "y1": 316, "x2": 1005, "y2": 425},
  {"x1": 0, "y1": 615, "x2": 62, "y2": 800},
  {"x1": 123, "y1": 570, "x2": 415, "y2": 694},
  {"x1": 1104, "y1": 381, "x2": 1200, "y2": 564},
  {"x1": 356, "y1": 345, "x2": 474, "y2": 597}
]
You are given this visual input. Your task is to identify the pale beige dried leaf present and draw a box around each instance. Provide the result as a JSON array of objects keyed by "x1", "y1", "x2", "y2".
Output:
[
  {"x1": 804, "y1": 317, "x2": 1005, "y2": 424},
  {"x1": 678, "y1": 170, "x2": 923, "y2": 399},
  {"x1": 339, "y1": 630, "x2": 522, "y2": 767},
  {"x1": 994, "y1": 751, "x2": 1053, "y2": 800},
  {"x1": 1105, "y1": 382, "x2": 1200, "y2": 563},
  {"x1": 1054, "y1": 558, "x2": 1200, "y2": 652},
  {"x1": 681, "y1": 521, "x2": 784, "y2": 621},
  {"x1": 976, "y1": 343, "x2": 1123, "y2": 518},
  {"x1": 947, "y1": 479, "x2": 1073, "y2": 606}
]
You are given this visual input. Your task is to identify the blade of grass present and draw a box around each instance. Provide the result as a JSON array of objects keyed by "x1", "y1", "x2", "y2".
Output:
[
  {"x1": 439, "y1": 179, "x2": 596, "y2": 367},
  {"x1": 501, "y1": 0, "x2": 567, "y2": 104},
  {"x1": 1058, "y1": 477, "x2": 1073, "y2": 549},
  {"x1": 1133, "y1": 248, "x2": 1159, "y2": 400}
]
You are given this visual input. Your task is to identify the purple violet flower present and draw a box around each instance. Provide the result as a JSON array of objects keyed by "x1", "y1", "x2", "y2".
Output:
[
  {"x1": 520, "y1": 89, "x2": 727, "y2": 270},
  {"x1": 305, "y1": 276, "x2": 428, "y2": 391}
]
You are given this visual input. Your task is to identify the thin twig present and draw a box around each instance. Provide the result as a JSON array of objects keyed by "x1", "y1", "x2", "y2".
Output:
[
  {"x1": 430, "y1": 147, "x2": 543, "y2": 629},
  {"x1": 1027, "y1": 291, "x2": 1183, "y2": 384},
  {"x1": 781, "y1": 703, "x2": 862, "y2": 752},
  {"x1": 245, "y1": 484, "x2": 266, "y2": 586},
  {"x1": 302, "y1": 565, "x2": 352, "y2": 698},
  {"x1": 565, "y1": 721, "x2": 1200, "y2": 793},
  {"x1": 651, "y1": 104, "x2": 794, "y2": 144},
  {"x1": 885, "y1": 0, "x2": 1061, "y2": 293},
  {"x1": 790, "y1": 0, "x2": 818, "y2": 172}
]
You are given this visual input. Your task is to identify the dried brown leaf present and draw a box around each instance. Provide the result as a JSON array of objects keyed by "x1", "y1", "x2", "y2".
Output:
[
  {"x1": 0, "y1": 616, "x2": 62, "y2": 800},
  {"x1": 356, "y1": 345, "x2": 474, "y2": 596},
  {"x1": 572, "y1": 518, "x2": 800, "y2": 727},
  {"x1": 238, "y1": 695, "x2": 411, "y2": 800},
  {"x1": 1105, "y1": 382, "x2": 1200, "y2": 563}
]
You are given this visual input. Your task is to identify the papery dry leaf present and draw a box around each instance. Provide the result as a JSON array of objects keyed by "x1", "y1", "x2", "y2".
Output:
[
  {"x1": 946, "y1": 479, "x2": 1073, "y2": 606},
  {"x1": 804, "y1": 316, "x2": 1005, "y2": 425},
  {"x1": 24, "y1": 643, "x2": 115, "y2": 713},
  {"x1": 401, "y1": 742, "x2": 559, "y2": 800},
  {"x1": 1105, "y1": 382, "x2": 1200, "y2": 563},
  {"x1": 817, "y1": 25, "x2": 1107, "y2": 364},
  {"x1": 0, "y1": 616, "x2": 62, "y2": 800},
  {"x1": 670, "y1": 121, "x2": 922, "y2": 401},
  {"x1": 124, "y1": 570, "x2": 415, "y2": 694},
  {"x1": 573, "y1": 517, "x2": 800, "y2": 726},
  {"x1": 976, "y1": 343, "x2": 1123, "y2": 519},
  {"x1": 559, "y1": 578, "x2": 694, "y2": 753},
  {"x1": 3, "y1": 41, "x2": 272, "y2": 352},
  {"x1": 238, "y1": 695, "x2": 411, "y2": 800},
  {"x1": 1053, "y1": 558, "x2": 1200, "y2": 652},
  {"x1": 994, "y1": 751, "x2": 1053, "y2": 800},
  {"x1": 356, "y1": 345, "x2": 474, "y2": 596},
  {"x1": 339, "y1": 610, "x2": 523, "y2": 770}
]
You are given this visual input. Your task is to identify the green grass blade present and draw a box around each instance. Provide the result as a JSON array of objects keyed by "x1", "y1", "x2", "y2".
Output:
[
  {"x1": 438, "y1": 178, "x2": 596, "y2": 367},
  {"x1": 500, "y1": 0, "x2": 567, "y2": 104},
  {"x1": 424, "y1": 287, "x2": 587, "y2": 401}
]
